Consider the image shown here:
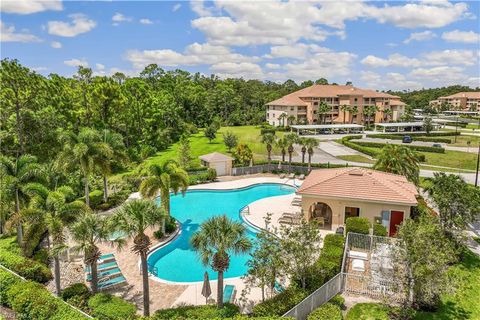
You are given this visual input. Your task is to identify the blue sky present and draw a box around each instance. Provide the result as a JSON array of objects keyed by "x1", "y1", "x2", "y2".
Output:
[{"x1": 1, "y1": 0, "x2": 479, "y2": 90}]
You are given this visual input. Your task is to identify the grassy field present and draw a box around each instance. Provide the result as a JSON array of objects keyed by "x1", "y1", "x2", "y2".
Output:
[
  {"x1": 466, "y1": 123, "x2": 480, "y2": 130},
  {"x1": 337, "y1": 155, "x2": 375, "y2": 164},
  {"x1": 444, "y1": 135, "x2": 480, "y2": 148},
  {"x1": 344, "y1": 250, "x2": 480, "y2": 320},
  {"x1": 142, "y1": 126, "x2": 287, "y2": 169}
]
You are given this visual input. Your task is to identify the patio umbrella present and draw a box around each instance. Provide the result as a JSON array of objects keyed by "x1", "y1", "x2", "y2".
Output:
[{"x1": 201, "y1": 271, "x2": 212, "y2": 304}]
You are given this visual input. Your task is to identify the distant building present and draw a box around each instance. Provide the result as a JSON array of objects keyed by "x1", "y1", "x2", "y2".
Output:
[
  {"x1": 429, "y1": 92, "x2": 480, "y2": 111},
  {"x1": 265, "y1": 84, "x2": 406, "y2": 126}
]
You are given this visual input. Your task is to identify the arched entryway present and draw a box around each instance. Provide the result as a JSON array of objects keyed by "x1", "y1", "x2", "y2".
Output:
[{"x1": 309, "y1": 202, "x2": 333, "y2": 230}]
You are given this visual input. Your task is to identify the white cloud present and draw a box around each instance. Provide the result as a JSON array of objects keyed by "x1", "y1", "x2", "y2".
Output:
[
  {"x1": 112, "y1": 13, "x2": 132, "y2": 25},
  {"x1": 126, "y1": 42, "x2": 257, "y2": 69},
  {"x1": 410, "y1": 66, "x2": 465, "y2": 81},
  {"x1": 191, "y1": 1, "x2": 471, "y2": 46},
  {"x1": 265, "y1": 63, "x2": 281, "y2": 70},
  {"x1": 32, "y1": 66, "x2": 48, "y2": 72},
  {"x1": 360, "y1": 71, "x2": 422, "y2": 90},
  {"x1": 403, "y1": 30, "x2": 436, "y2": 44},
  {"x1": 0, "y1": 0, "x2": 62, "y2": 14},
  {"x1": 95, "y1": 63, "x2": 105, "y2": 71},
  {"x1": 190, "y1": 0, "x2": 214, "y2": 17},
  {"x1": 265, "y1": 44, "x2": 331, "y2": 59},
  {"x1": 48, "y1": 13, "x2": 96, "y2": 37},
  {"x1": 140, "y1": 18, "x2": 153, "y2": 25},
  {"x1": 50, "y1": 41, "x2": 62, "y2": 48},
  {"x1": 362, "y1": 49, "x2": 478, "y2": 68},
  {"x1": 172, "y1": 4, "x2": 181, "y2": 12},
  {"x1": 0, "y1": 20, "x2": 41, "y2": 42},
  {"x1": 64, "y1": 58, "x2": 88, "y2": 67},
  {"x1": 442, "y1": 30, "x2": 480, "y2": 44}
]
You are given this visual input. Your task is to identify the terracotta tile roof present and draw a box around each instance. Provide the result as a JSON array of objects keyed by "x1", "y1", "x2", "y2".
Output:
[
  {"x1": 439, "y1": 92, "x2": 480, "y2": 99},
  {"x1": 390, "y1": 100, "x2": 406, "y2": 106},
  {"x1": 199, "y1": 152, "x2": 234, "y2": 162},
  {"x1": 297, "y1": 167, "x2": 418, "y2": 205},
  {"x1": 266, "y1": 85, "x2": 400, "y2": 106}
]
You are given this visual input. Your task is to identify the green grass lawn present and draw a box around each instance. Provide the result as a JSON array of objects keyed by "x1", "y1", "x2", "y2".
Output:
[
  {"x1": 337, "y1": 155, "x2": 375, "y2": 164},
  {"x1": 466, "y1": 123, "x2": 480, "y2": 130},
  {"x1": 345, "y1": 303, "x2": 390, "y2": 320},
  {"x1": 142, "y1": 126, "x2": 287, "y2": 169},
  {"x1": 344, "y1": 250, "x2": 480, "y2": 320},
  {"x1": 444, "y1": 135, "x2": 480, "y2": 148}
]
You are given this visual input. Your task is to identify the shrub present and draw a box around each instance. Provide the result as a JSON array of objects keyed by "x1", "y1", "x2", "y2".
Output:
[
  {"x1": 0, "y1": 269, "x2": 21, "y2": 306},
  {"x1": 354, "y1": 141, "x2": 445, "y2": 154},
  {"x1": 89, "y1": 190, "x2": 104, "y2": 207},
  {"x1": 154, "y1": 303, "x2": 240, "y2": 319},
  {"x1": 373, "y1": 223, "x2": 388, "y2": 237},
  {"x1": 345, "y1": 217, "x2": 370, "y2": 235},
  {"x1": 252, "y1": 286, "x2": 308, "y2": 317},
  {"x1": 329, "y1": 295, "x2": 345, "y2": 309},
  {"x1": 153, "y1": 229, "x2": 164, "y2": 240},
  {"x1": 0, "y1": 239, "x2": 52, "y2": 283},
  {"x1": 323, "y1": 234, "x2": 345, "y2": 248},
  {"x1": 307, "y1": 303, "x2": 343, "y2": 320},
  {"x1": 207, "y1": 168, "x2": 217, "y2": 181},
  {"x1": 33, "y1": 248, "x2": 49, "y2": 265},
  {"x1": 366, "y1": 134, "x2": 452, "y2": 143},
  {"x1": 260, "y1": 127, "x2": 276, "y2": 136},
  {"x1": 165, "y1": 217, "x2": 177, "y2": 234},
  {"x1": 62, "y1": 283, "x2": 90, "y2": 301},
  {"x1": 88, "y1": 293, "x2": 137, "y2": 320}
]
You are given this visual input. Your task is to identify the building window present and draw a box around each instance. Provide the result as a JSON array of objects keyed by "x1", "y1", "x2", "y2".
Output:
[
  {"x1": 344, "y1": 207, "x2": 360, "y2": 223},
  {"x1": 291, "y1": 107, "x2": 295, "y2": 111},
  {"x1": 314, "y1": 102, "x2": 318, "y2": 106}
]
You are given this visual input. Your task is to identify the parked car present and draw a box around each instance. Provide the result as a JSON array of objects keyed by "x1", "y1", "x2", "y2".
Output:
[
  {"x1": 402, "y1": 135, "x2": 412, "y2": 143},
  {"x1": 432, "y1": 143, "x2": 442, "y2": 148}
]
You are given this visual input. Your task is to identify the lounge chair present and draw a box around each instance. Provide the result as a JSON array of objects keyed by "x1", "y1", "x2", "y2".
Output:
[
  {"x1": 97, "y1": 275, "x2": 127, "y2": 290},
  {"x1": 348, "y1": 250, "x2": 368, "y2": 260},
  {"x1": 84, "y1": 261, "x2": 118, "y2": 273},
  {"x1": 352, "y1": 259, "x2": 365, "y2": 272},
  {"x1": 86, "y1": 267, "x2": 121, "y2": 282},
  {"x1": 278, "y1": 215, "x2": 301, "y2": 225},
  {"x1": 298, "y1": 174, "x2": 305, "y2": 180},
  {"x1": 279, "y1": 173, "x2": 286, "y2": 179},
  {"x1": 223, "y1": 285, "x2": 236, "y2": 303},
  {"x1": 288, "y1": 173, "x2": 295, "y2": 179}
]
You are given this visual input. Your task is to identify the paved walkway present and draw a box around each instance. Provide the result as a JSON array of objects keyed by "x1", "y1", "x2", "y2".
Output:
[{"x1": 360, "y1": 137, "x2": 479, "y2": 153}]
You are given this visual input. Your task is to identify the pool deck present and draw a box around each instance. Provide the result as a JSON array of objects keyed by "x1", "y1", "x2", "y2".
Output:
[{"x1": 97, "y1": 175, "x2": 332, "y2": 314}]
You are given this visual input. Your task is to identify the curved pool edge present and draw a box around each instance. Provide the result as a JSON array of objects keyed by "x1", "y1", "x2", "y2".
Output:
[{"x1": 146, "y1": 181, "x2": 297, "y2": 284}]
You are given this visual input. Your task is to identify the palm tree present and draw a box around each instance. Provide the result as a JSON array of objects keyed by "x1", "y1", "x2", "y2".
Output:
[
  {"x1": 340, "y1": 104, "x2": 350, "y2": 124},
  {"x1": 285, "y1": 133, "x2": 298, "y2": 172},
  {"x1": 69, "y1": 211, "x2": 113, "y2": 293},
  {"x1": 383, "y1": 108, "x2": 393, "y2": 123},
  {"x1": 261, "y1": 133, "x2": 277, "y2": 168},
  {"x1": 98, "y1": 130, "x2": 128, "y2": 203},
  {"x1": 277, "y1": 113, "x2": 287, "y2": 127},
  {"x1": 373, "y1": 144, "x2": 419, "y2": 185},
  {"x1": 350, "y1": 105, "x2": 358, "y2": 124},
  {"x1": 57, "y1": 128, "x2": 113, "y2": 207},
  {"x1": 139, "y1": 160, "x2": 188, "y2": 232},
  {"x1": 363, "y1": 105, "x2": 379, "y2": 128},
  {"x1": 317, "y1": 102, "x2": 331, "y2": 124},
  {"x1": 112, "y1": 199, "x2": 165, "y2": 316},
  {"x1": 23, "y1": 184, "x2": 86, "y2": 295},
  {"x1": 191, "y1": 215, "x2": 252, "y2": 308},
  {"x1": 299, "y1": 137, "x2": 307, "y2": 164},
  {"x1": 305, "y1": 138, "x2": 319, "y2": 171},
  {"x1": 287, "y1": 115, "x2": 296, "y2": 126},
  {"x1": 0, "y1": 155, "x2": 42, "y2": 244},
  {"x1": 276, "y1": 137, "x2": 289, "y2": 164}
]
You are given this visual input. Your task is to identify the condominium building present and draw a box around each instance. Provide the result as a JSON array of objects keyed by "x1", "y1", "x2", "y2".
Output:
[
  {"x1": 265, "y1": 84, "x2": 406, "y2": 126},
  {"x1": 429, "y1": 92, "x2": 480, "y2": 111}
]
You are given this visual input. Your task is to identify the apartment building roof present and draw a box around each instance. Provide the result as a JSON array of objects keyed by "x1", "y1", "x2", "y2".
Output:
[
  {"x1": 266, "y1": 84, "x2": 400, "y2": 106},
  {"x1": 297, "y1": 167, "x2": 418, "y2": 205},
  {"x1": 438, "y1": 92, "x2": 480, "y2": 99}
]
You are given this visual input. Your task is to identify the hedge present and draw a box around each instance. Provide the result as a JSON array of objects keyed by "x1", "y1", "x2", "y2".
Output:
[
  {"x1": 87, "y1": 293, "x2": 137, "y2": 320},
  {"x1": 340, "y1": 136, "x2": 379, "y2": 158},
  {"x1": 0, "y1": 268, "x2": 88, "y2": 320},
  {"x1": 366, "y1": 134, "x2": 452, "y2": 143},
  {"x1": 345, "y1": 217, "x2": 370, "y2": 235},
  {"x1": 252, "y1": 286, "x2": 309, "y2": 317},
  {"x1": 307, "y1": 303, "x2": 343, "y2": 320},
  {"x1": 0, "y1": 237, "x2": 52, "y2": 283},
  {"x1": 373, "y1": 223, "x2": 388, "y2": 236},
  {"x1": 329, "y1": 295, "x2": 345, "y2": 309},
  {"x1": 353, "y1": 141, "x2": 445, "y2": 153},
  {"x1": 304, "y1": 234, "x2": 345, "y2": 292},
  {"x1": 154, "y1": 303, "x2": 240, "y2": 319}
]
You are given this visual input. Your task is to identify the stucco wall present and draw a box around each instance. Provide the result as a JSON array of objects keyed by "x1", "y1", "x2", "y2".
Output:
[
  {"x1": 300, "y1": 194, "x2": 412, "y2": 231},
  {"x1": 206, "y1": 160, "x2": 232, "y2": 176}
]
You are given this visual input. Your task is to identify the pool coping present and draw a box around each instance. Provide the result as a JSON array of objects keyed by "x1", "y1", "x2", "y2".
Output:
[{"x1": 146, "y1": 181, "x2": 298, "y2": 285}]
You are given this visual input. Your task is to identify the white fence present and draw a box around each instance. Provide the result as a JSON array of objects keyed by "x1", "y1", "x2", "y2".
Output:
[{"x1": 282, "y1": 273, "x2": 343, "y2": 320}]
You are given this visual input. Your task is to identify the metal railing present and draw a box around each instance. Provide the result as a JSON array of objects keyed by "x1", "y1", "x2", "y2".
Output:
[{"x1": 282, "y1": 273, "x2": 343, "y2": 320}]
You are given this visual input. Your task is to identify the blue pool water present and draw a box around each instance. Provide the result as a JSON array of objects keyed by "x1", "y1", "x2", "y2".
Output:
[{"x1": 147, "y1": 183, "x2": 295, "y2": 282}]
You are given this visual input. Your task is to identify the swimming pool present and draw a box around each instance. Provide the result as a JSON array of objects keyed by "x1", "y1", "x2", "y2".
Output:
[{"x1": 147, "y1": 183, "x2": 296, "y2": 283}]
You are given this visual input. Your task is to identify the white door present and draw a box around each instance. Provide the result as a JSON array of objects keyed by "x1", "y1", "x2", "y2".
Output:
[{"x1": 214, "y1": 162, "x2": 226, "y2": 176}]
